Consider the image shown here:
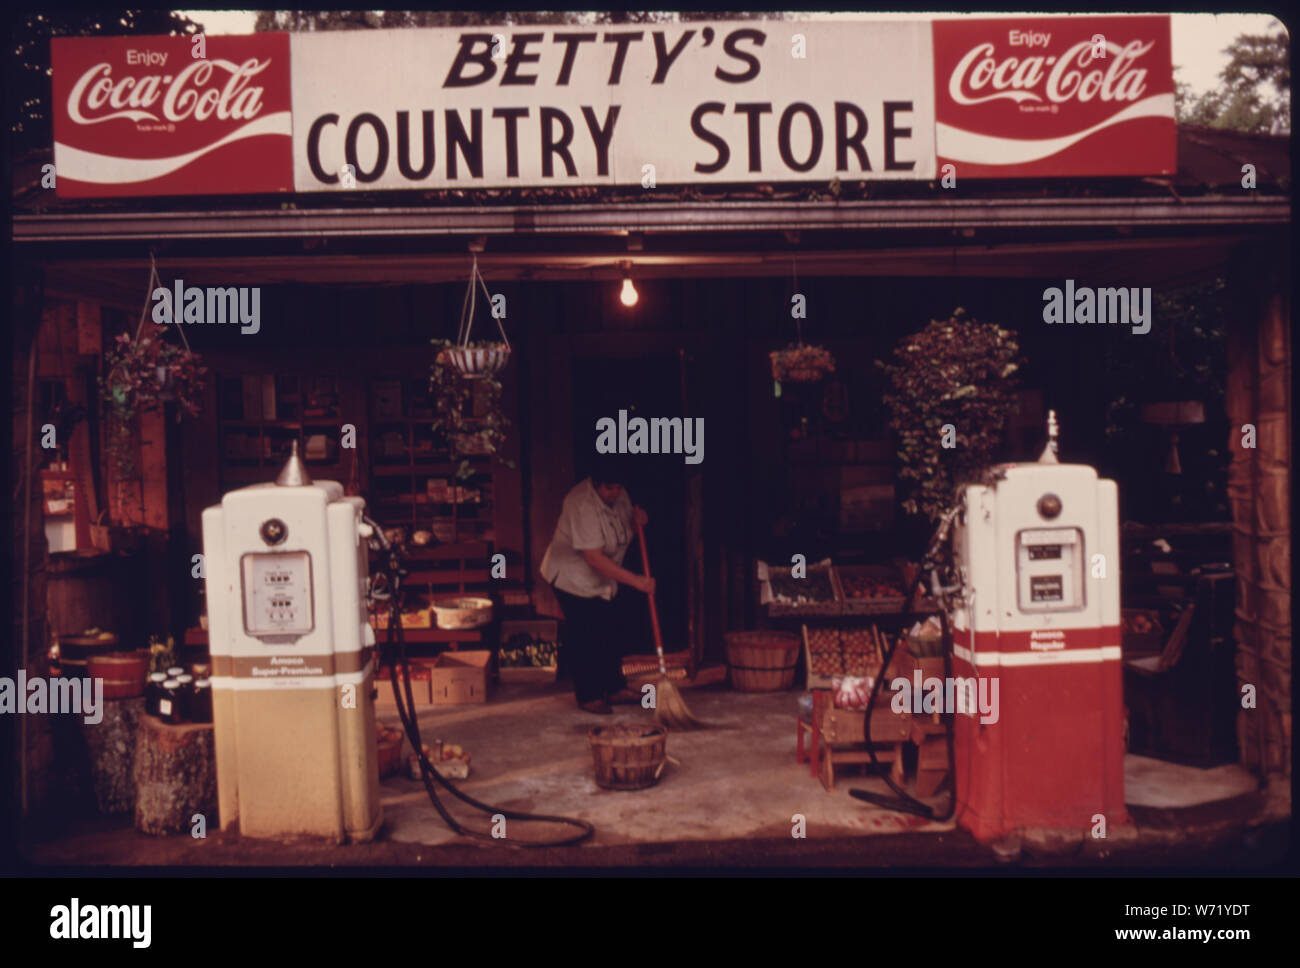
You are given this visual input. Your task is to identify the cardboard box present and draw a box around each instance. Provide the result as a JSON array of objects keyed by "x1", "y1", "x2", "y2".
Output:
[
  {"x1": 430, "y1": 650, "x2": 492, "y2": 705},
  {"x1": 376, "y1": 661, "x2": 433, "y2": 706}
]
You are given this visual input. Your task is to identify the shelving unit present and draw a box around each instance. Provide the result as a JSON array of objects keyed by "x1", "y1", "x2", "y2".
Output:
[
  {"x1": 365, "y1": 376, "x2": 522, "y2": 651},
  {"x1": 216, "y1": 373, "x2": 348, "y2": 488}
]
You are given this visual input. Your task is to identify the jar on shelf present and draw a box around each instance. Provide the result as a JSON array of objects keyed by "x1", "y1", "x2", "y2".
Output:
[
  {"x1": 176, "y1": 674, "x2": 195, "y2": 720},
  {"x1": 190, "y1": 678, "x2": 213, "y2": 724},
  {"x1": 158, "y1": 679, "x2": 182, "y2": 724},
  {"x1": 145, "y1": 672, "x2": 167, "y2": 717}
]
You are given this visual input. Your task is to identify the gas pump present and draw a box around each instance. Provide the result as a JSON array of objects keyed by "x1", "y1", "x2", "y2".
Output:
[
  {"x1": 948, "y1": 412, "x2": 1128, "y2": 841},
  {"x1": 202, "y1": 443, "x2": 383, "y2": 842},
  {"x1": 853, "y1": 412, "x2": 1129, "y2": 843}
]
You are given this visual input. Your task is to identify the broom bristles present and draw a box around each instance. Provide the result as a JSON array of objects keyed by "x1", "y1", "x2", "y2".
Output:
[{"x1": 654, "y1": 676, "x2": 704, "y2": 729}]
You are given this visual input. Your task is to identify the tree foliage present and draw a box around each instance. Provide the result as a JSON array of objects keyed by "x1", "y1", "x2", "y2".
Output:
[
  {"x1": 1176, "y1": 26, "x2": 1290, "y2": 134},
  {"x1": 878, "y1": 309, "x2": 1022, "y2": 522},
  {"x1": 253, "y1": 11, "x2": 771, "y2": 31},
  {"x1": 8, "y1": 10, "x2": 201, "y2": 157}
]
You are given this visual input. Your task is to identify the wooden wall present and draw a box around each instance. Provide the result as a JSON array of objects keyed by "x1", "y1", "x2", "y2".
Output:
[{"x1": 1226, "y1": 243, "x2": 1293, "y2": 776}]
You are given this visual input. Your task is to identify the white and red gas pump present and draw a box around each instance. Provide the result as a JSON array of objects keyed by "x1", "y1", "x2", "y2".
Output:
[{"x1": 947, "y1": 411, "x2": 1129, "y2": 841}]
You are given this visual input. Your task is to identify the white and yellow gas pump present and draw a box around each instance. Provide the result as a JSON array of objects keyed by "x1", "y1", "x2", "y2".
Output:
[
  {"x1": 202, "y1": 443, "x2": 382, "y2": 842},
  {"x1": 948, "y1": 412, "x2": 1129, "y2": 841}
]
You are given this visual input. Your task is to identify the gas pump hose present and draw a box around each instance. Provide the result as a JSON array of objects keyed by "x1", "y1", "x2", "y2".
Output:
[
  {"x1": 367, "y1": 516, "x2": 595, "y2": 848},
  {"x1": 849, "y1": 508, "x2": 960, "y2": 822}
]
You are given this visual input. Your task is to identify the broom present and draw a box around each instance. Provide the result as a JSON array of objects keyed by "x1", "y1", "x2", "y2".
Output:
[{"x1": 635, "y1": 517, "x2": 703, "y2": 729}]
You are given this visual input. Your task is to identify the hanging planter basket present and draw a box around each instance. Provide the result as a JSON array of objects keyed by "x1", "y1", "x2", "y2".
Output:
[
  {"x1": 770, "y1": 343, "x2": 836, "y2": 384},
  {"x1": 444, "y1": 343, "x2": 511, "y2": 380},
  {"x1": 443, "y1": 255, "x2": 512, "y2": 379}
]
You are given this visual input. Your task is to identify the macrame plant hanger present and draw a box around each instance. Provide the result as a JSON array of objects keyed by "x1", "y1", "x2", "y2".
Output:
[{"x1": 457, "y1": 253, "x2": 510, "y2": 352}]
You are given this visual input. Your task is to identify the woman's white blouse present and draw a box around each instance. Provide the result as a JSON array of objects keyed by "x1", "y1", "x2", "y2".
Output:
[{"x1": 539, "y1": 478, "x2": 635, "y2": 600}]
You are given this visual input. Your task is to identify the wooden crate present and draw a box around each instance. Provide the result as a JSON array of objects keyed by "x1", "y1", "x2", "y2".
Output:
[
  {"x1": 819, "y1": 703, "x2": 912, "y2": 746},
  {"x1": 429, "y1": 650, "x2": 492, "y2": 705},
  {"x1": 834, "y1": 564, "x2": 907, "y2": 614}
]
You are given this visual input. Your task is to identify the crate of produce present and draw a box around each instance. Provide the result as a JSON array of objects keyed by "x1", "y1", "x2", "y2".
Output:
[
  {"x1": 803, "y1": 625, "x2": 844, "y2": 689},
  {"x1": 759, "y1": 559, "x2": 842, "y2": 616},
  {"x1": 499, "y1": 619, "x2": 559, "y2": 683},
  {"x1": 430, "y1": 650, "x2": 492, "y2": 705},
  {"x1": 376, "y1": 661, "x2": 433, "y2": 706},
  {"x1": 835, "y1": 564, "x2": 908, "y2": 614}
]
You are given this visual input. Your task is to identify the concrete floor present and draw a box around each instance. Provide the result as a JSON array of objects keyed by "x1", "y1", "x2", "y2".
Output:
[
  {"x1": 375, "y1": 680, "x2": 1264, "y2": 849},
  {"x1": 15, "y1": 678, "x2": 1286, "y2": 871}
]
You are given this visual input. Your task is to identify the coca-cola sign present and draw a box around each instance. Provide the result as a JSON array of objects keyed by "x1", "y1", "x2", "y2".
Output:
[
  {"x1": 52, "y1": 33, "x2": 292, "y2": 197},
  {"x1": 933, "y1": 15, "x2": 1174, "y2": 178}
]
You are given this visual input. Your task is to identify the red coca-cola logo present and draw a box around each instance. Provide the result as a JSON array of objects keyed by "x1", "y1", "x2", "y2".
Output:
[
  {"x1": 933, "y1": 16, "x2": 1175, "y2": 178},
  {"x1": 66, "y1": 57, "x2": 271, "y2": 126},
  {"x1": 52, "y1": 33, "x2": 292, "y2": 198},
  {"x1": 948, "y1": 39, "x2": 1154, "y2": 107}
]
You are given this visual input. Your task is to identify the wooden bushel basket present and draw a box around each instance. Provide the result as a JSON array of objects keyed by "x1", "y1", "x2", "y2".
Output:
[
  {"x1": 725, "y1": 630, "x2": 801, "y2": 692},
  {"x1": 588, "y1": 724, "x2": 667, "y2": 790}
]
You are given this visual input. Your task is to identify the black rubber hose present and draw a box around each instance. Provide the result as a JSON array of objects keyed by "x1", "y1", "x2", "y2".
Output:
[
  {"x1": 366, "y1": 516, "x2": 594, "y2": 847},
  {"x1": 849, "y1": 518, "x2": 959, "y2": 821}
]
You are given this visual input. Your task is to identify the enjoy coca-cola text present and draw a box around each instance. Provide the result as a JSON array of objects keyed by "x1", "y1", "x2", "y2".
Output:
[
  {"x1": 948, "y1": 38, "x2": 1154, "y2": 107},
  {"x1": 66, "y1": 57, "x2": 271, "y2": 126}
]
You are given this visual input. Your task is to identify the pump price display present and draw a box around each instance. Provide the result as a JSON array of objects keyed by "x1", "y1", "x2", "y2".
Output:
[
  {"x1": 241, "y1": 551, "x2": 314, "y2": 637},
  {"x1": 1028, "y1": 545, "x2": 1062, "y2": 561},
  {"x1": 1030, "y1": 575, "x2": 1065, "y2": 603}
]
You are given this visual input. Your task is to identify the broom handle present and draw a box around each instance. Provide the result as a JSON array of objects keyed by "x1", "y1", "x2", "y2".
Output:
[{"x1": 634, "y1": 517, "x2": 668, "y2": 672}]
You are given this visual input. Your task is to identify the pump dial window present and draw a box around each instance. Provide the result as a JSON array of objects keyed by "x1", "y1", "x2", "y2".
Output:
[{"x1": 241, "y1": 551, "x2": 314, "y2": 637}]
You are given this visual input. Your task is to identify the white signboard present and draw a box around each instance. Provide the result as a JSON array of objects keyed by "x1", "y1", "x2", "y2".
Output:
[{"x1": 290, "y1": 20, "x2": 935, "y2": 190}]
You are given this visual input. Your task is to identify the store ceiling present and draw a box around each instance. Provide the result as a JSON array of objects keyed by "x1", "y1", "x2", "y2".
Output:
[{"x1": 36, "y1": 233, "x2": 1264, "y2": 311}]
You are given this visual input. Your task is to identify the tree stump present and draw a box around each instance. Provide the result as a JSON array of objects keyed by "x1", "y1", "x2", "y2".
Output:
[
  {"x1": 133, "y1": 714, "x2": 217, "y2": 836},
  {"x1": 80, "y1": 696, "x2": 145, "y2": 814}
]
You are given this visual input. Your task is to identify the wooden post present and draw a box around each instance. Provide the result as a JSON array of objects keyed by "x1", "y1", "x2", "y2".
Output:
[{"x1": 1226, "y1": 243, "x2": 1292, "y2": 776}]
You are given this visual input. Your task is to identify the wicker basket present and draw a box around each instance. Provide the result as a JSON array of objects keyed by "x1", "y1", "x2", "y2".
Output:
[
  {"x1": 725, "y1": 630, "x2": 801, "y2": 692},
  {"x1": 431, "y1": 596, "x2": 493, "y2": 630},
  {"x1": 588, "y1": 724, "x2": 667, "y2": 790}
]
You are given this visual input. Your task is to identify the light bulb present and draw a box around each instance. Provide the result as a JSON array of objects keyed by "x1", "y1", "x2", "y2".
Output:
[{"x1": 619, "y1": 276, "x2": 639, "y2": 307}]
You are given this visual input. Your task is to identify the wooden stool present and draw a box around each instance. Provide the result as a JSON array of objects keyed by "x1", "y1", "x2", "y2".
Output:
[
  {"x1": 818, "y1": 700, "x2": 911, "y2": 792},
  {"x1": 134, "y1": 714, "x2": 217, "y2": 836},
  {"x1": 909, "y1": 718, "x2": 950, "y2": 798}
]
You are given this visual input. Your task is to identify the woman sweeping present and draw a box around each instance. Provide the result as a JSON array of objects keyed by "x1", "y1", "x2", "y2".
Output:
[{"x1": 540, "y1": 459, "x2": 653, "y2": 715}]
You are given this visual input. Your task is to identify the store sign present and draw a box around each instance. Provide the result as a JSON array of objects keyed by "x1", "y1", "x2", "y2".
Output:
[
  {"x1": 51, "y1": 33, "x2": 293, "y2": 197},
  {"x1": 932, "y1": 15, "x2": 1175, "y2": 177},
  {"x1": 49, "y1": 16, "x2": 1175, "y2": 196},
  {"x1": 289, "y1": 21, "x2": 935, "y2": 190}
]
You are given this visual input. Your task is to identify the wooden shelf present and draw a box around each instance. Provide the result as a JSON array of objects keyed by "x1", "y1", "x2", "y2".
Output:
[{"x1": 376, "y1": 627, "x2": 484, "y2": 643}]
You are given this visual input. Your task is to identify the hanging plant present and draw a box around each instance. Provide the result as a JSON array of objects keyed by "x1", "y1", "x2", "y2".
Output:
[
  {"x1": 877, "y1": 308, "x2": 1022, "y2": 522},
  {"x1": 430, "y1": 341, "x2": 514, "y2": 481},
  {"x1": 99, "y1": 256, "x2": 208, "y2": 479},
  {"x1": 770, "y1": 343, "x2": 836, "y2": 383}
]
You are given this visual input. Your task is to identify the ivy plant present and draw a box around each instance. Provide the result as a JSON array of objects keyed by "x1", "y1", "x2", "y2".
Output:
[
  {"x1": 429, "y1": 338, "x2": 515, "y2": 481},
  {"x1": 877, "y1": 308, "x2": 1022, "y2": 522}
]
